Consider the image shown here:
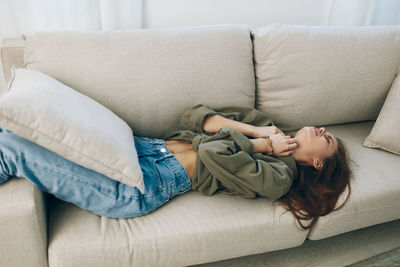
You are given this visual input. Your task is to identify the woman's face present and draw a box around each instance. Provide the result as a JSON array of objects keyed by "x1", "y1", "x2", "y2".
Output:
[{"x1": 292, "y1": 126, "x2": 339, "y2": 169}]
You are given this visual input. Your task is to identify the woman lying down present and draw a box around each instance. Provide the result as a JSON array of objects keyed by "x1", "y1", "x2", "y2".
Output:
[{"x1": 0, "y1": 104, "x2": 352, "y2": 230}]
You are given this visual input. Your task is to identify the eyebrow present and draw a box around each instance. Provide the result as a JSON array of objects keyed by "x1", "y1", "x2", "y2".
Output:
[{"x1": 330, "y1": 135, "x2": 337, "y2": 149}]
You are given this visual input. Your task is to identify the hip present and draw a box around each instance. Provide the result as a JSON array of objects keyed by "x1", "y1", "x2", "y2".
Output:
[{"x1": 133, "y1": 136, "x2": 192, "y2": 196}]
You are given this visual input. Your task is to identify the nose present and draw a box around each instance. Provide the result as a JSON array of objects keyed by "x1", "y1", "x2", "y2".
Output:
[{"x1": 319, "y1": 127, "x2": 326, "y2": 135}]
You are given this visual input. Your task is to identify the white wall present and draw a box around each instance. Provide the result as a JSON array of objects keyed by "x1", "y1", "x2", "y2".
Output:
[{"x1": 143, "y1": 0, "x2": 332, "y2": 29}]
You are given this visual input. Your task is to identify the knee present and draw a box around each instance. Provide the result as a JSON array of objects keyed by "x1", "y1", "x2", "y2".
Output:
[
  {"x1": 0, "y1": 125, "x2": 12, "y2": 134},
  {"x1": 0, "y1": 175, "x2": 10, "y2": 184}
]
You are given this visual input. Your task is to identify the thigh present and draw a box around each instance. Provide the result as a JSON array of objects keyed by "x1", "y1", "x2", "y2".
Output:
[
  {"x1": 0, "y1": 130, "x2": 190, "y2": 218},
  {"x1": 0, "y1": 126, "x2": 143, "y2": 216}
]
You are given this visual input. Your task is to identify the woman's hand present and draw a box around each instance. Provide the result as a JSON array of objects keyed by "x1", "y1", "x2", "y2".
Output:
[
  {"x1": 269, "y1": 133, "x2": 297, "y2": 156},
  {"x1": 252, "y1": 125, "x2": 285, "y2": 139},
  {"x1": 249, "y1": 133, "x2": 297, "y2": 156}
]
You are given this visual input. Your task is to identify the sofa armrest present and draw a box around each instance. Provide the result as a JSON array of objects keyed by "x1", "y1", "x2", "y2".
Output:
[
  {"x1": 1, "y1": 37, "x2": 25, "y2": 93},
  {"x1": 0, "y1": 177, "x2": 48, "y2": 267}
]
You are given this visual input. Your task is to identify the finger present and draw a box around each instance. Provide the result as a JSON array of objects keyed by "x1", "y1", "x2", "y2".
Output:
[
  {"x1": 288, "y1": 138, "x2": 297, "y2": 143},
  {"x1": 278, "y1": 151, "x2": 293, "y2": 156},
  {"x1": 286, "y1": 143, "x2": 297, "y2": 150}
]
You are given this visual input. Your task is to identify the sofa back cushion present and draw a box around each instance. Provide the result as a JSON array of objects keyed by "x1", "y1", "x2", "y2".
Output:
[
  {"x1": 23, "y1": 25, "x2": 255, "y2": 138},
  {"x1": 251, "y1": 24, "x2": 400, "y2": 131}
]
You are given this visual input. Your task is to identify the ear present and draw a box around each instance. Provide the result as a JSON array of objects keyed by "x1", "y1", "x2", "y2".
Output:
[{"x1": 312, "y1": 158, "x2": 324, "y2": 171}]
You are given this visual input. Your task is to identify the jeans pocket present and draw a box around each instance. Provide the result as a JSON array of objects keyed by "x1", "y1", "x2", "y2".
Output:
[{"x1": 152, "y1": 153, "x2": 175, "y2": 190}]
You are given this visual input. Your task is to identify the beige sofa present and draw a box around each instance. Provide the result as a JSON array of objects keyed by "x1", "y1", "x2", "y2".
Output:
[{"x1": 0, "y1": 24, "x2": 399, "y2": 267}]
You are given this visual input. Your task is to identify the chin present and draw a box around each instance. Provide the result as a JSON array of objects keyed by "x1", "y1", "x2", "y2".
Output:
[{"x1": 294, "y1": 126, "x2": 315, "y2": 148}]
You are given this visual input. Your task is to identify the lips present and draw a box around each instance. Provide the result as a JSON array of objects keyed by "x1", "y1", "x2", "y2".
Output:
[{"x1": 314, "y1": 127, "x2": 318, "y2": 136}]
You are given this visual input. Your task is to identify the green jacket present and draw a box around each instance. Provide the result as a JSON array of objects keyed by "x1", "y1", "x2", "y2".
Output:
[{"x1": 165, "y1": 104, "x2": 298, "y2": 200}]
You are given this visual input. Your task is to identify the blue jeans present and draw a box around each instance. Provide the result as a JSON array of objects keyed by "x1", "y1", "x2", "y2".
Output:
[{"x1": 0, "y1": 126, "x2": 192, "y2": 218}]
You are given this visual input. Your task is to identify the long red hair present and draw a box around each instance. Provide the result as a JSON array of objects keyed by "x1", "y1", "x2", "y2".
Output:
[{"x1": 277, "y1": 137, "x2": 352, "y2": 230}]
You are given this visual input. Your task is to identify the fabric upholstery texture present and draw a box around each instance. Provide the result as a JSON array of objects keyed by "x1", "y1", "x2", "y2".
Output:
[
  {"x1": 307, "y1": 121, "x2": 400, "y2": 240},
  {"x1": 23, "y1": 25, "x2": 255, "y2": 138},
  {"x1": 251, "y1": 24, "x2": 400, "y2": 131},
  {"x1": 47, "y1": 191, "x2": 308, "y2": 267},
  {"x1": 363, "y1": 67, "x2": 400, "y2": 155},
  {"x1": 0, "y1": 38, "x2": 25, "y2": 86},
  {"x1": 0, "y1": 68, "x2": 144, "y2": 192},
  {"x1": 0, "y1": 178, "x2": 48, "y2": 267},
  {"x1": 1, "y1": 25, "x2": 400, "y2": 265}
]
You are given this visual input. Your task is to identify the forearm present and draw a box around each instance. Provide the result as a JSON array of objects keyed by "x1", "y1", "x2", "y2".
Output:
[{"x1": 202, "y1": 115, "x2": 256, "y2": 137}]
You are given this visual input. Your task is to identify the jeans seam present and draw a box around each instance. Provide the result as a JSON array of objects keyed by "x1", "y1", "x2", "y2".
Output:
[{"x1": 2, "y1": 152, "x2": 141, "y2": 200}]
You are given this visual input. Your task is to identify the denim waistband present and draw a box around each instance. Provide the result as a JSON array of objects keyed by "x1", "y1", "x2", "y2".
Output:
[{"x1": 134, "y1": 136, "x2": 191, "y2": 191}]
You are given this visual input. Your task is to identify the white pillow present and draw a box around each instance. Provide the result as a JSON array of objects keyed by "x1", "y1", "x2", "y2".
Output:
[
  {"x1": 0, "y1": 68, "x2": 145, "y2": 193},
  {"x1": 363, "y1": 66, "x2": 400, "y2": 155}
]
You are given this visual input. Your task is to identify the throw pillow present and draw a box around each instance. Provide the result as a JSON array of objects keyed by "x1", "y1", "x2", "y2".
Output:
[
  {"x1": 363, "y1": 67, "x2": 400, "y2": 155},
  {"x1": 0, "y1": 68, "x2": 145, "y2": 192}
]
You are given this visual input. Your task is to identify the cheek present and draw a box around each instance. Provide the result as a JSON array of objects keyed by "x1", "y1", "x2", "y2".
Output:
[
  {"x1": 313, "y1": 139, "x2": 329, "y2": 156},
  {"x1": 302, "y1": 134, "x2": 323, "y2": 153},
  {"x1": 295, "y1": 132, "x2": 312, "y2": 153}
]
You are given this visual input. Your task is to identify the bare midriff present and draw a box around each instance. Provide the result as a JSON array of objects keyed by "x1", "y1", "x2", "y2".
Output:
[{"x1": 164, "y1": 140, "x2": 197, "y2": 181}]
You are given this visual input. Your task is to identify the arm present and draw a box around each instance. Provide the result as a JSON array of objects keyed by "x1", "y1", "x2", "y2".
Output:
[
  {"x1": 180, "y1": 104, "x2": 283, "y2": 137},
  {"x1": 204, "y1": 114, "x2": 291, "y2": 140},
  {"x1": 250, "y1": 135, "x2": 297, "y2": 156},
  {"x1": 203, "y1": 114, "x2": 256, "y2": 136},
  {"x1": 197, "y1": 129, "x2": 296, "y2": 199},
  {"x1": 183, "y1": 105, "x2": 296, "y2": 156}
]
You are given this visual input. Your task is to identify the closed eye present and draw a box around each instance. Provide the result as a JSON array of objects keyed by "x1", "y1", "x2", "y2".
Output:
[{"x1": 325, "y1": 136, "x2": 331, "y2": 144}]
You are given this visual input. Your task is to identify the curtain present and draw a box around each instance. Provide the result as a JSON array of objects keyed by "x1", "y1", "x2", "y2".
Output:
[
  {"x1": 1, "y1": 0, "x2": 399, "y2": 42},
  {"x1": 0, "y1": 0, "x2": 143, "y2": 91},
  {"x1": 327, "y1": 0, "x2": 400, "y2": 26},
  {"x1": 0, "y1": 0, "x2": 143, "y2": 40},
  {"x1": 1, "y1": 0, "x2": 400, "y2": 42}
]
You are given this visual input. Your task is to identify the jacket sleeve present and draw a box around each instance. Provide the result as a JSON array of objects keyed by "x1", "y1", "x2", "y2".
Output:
[
  {"x1": 180, "y1": 104, "x2": 274, "y2": 133},
  {"x1": 196, "y1": 128, "x2": 295, "y2": 199}
]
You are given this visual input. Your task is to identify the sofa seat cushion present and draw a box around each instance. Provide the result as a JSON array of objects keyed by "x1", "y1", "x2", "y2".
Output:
[
  {"x1": 307, "y1": 121, "x2": 400, "y2": 240},
  {"x1": 48, "y1": 191, "x2": 309, "y2": 267},
  {"x1": 0, "y1": 178, "x2": 48, "y2": 267}
]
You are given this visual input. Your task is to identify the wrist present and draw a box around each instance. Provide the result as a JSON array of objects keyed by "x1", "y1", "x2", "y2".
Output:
[
  {"x1": 250, "y1": 125, "x2": 259, "y2": 138},
  {"x1": 250, "y1": 138, "x2": 265, "y2": 153},
  {"x1": 265, "y1": 136, "x2": 274, "y2": 155},
  {"x1": 250, "y1": 138, "x2": 273, "y2": 154}
]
